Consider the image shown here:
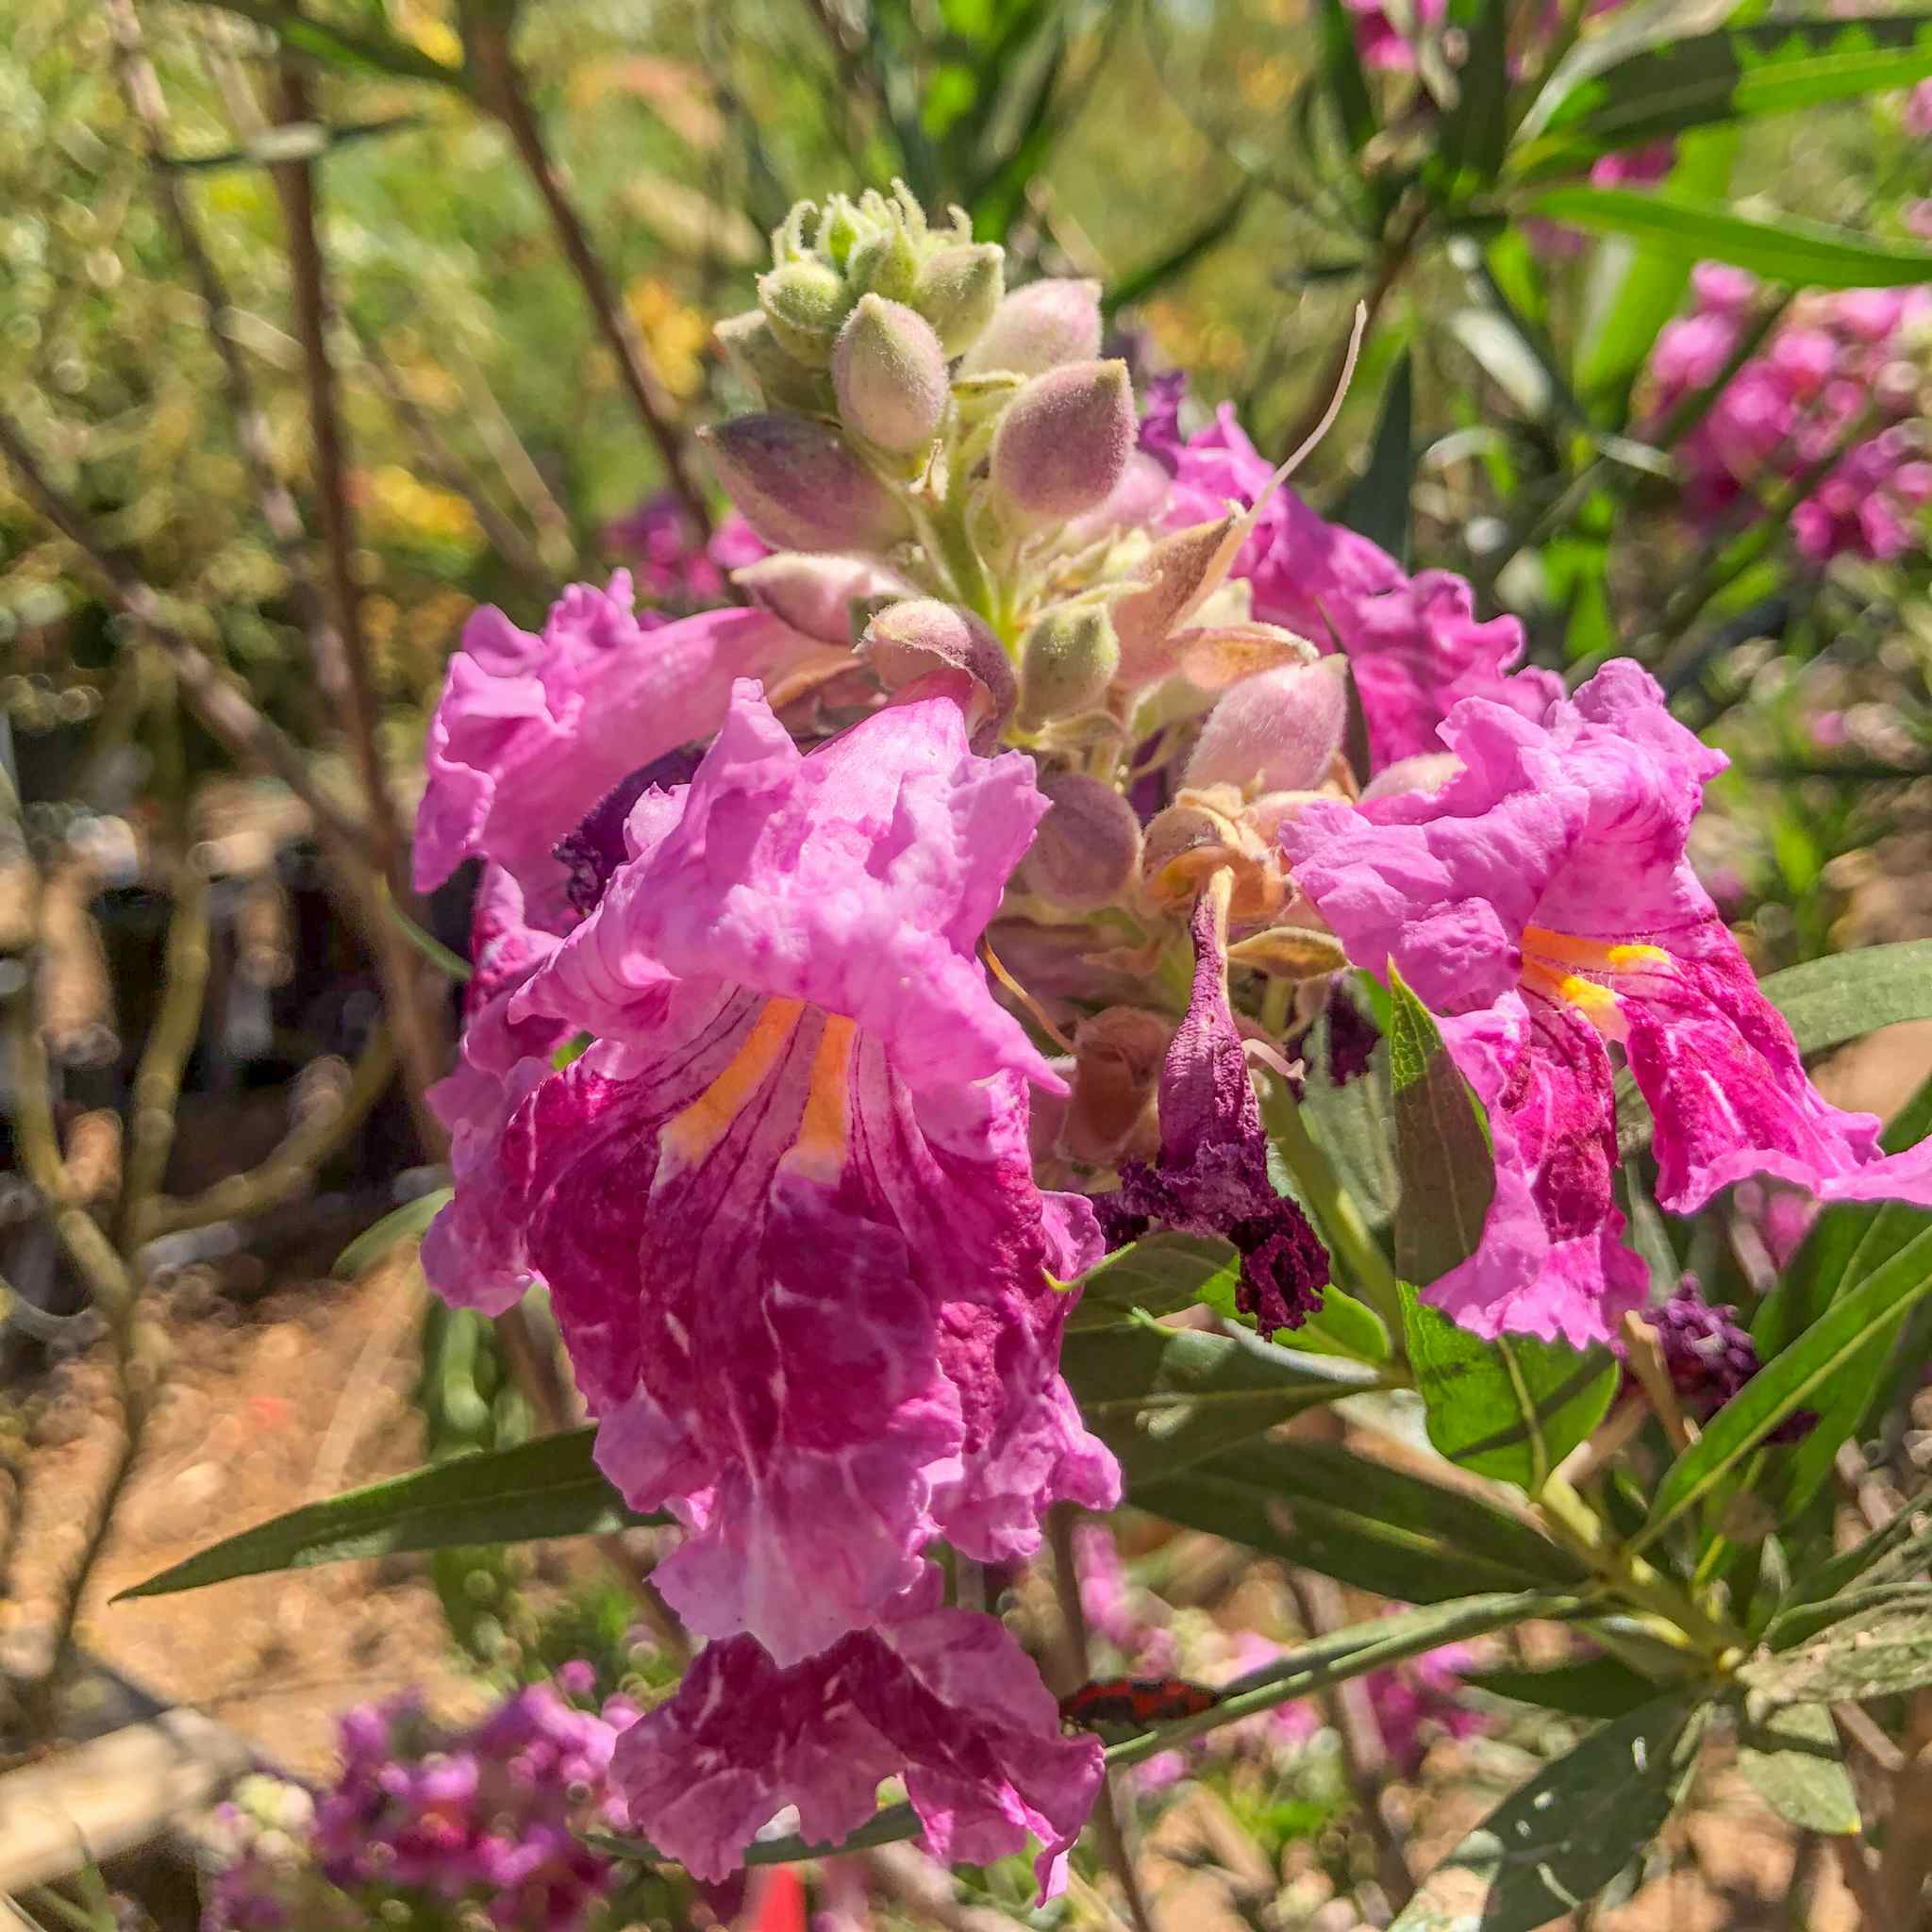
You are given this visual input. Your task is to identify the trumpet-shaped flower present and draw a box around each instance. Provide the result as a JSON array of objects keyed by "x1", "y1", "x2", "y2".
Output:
[
  {"x1": 1155, "y1": 406, "x2": 1559, "y2": 770},
  {"x1": 424, "y1": 680, "x2": 1118, "y2": 1663},
  {"x1": 611, "y1": 1569, "x2": 1103, "y2": 1898},
  {"x1": 1286, "y1": 661, "x2": 1932, "y2": 1345},
  {"x1": 414, "y1": 573, "x2": 818, "y2": 911}
]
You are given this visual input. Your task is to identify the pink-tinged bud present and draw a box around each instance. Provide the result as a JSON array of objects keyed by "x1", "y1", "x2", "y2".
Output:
[
  {"x1": 758, "y1": 258, "x2": 852, "y2": 365},
  {"x1": 1017, "y1": 603, "x2": 1120, "y2": 726},
  {"x1": 961, "y1": 277, "x2": 1103, "y2": 377},
  {"x1": 1358, "y1": 750, "x2": 1462, "y2": 805},
  {"x1": 859, "y1": 597, "x2": 1016, "y2": 744},
  {"x1": 1171, "y1": 621, "x2": 1316, "y2": 693},
  {"x1": 714, "y1": 310, "x2": 826, "y2": 410},
  {"x1": 1023, "y1": 772, "x2": 1141, "y2": 911},
  {"x1": 1063, "y1": 453, "x2": 1174, "y2": 546},
  {"x1": 913, "y1": 243, "x2": 1006, "y2": 356},
  {"x1": 699, "y1": 415, "x2": 912, "y2": 555},
  {"x1": 1225, "y1": 924, "x2": 1350, "y2": 980},
  {"x1": 1185, "y1": 657, "x2": 1350, "y2": 794},
  {"x1": 1065, "y1": 1007, "x2": 1171, "y2": 1164},
  {"x1": 831, "y1": 294, "x2": 949, "y2": 453},
  {"x1": 734, "y1": 551, "x2": 913, "y2": 644},
  {"x1": 991, "y1": 359, "x2": 1134, "y2": 523}
]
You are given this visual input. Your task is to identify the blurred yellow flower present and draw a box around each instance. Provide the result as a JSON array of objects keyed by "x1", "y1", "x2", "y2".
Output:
[
  {"x1": 363, "y1": 464, "x2": 480, "y2": 547},
  {"x1": 626, "y1": 276, "x2": 708, "y2": 398}
]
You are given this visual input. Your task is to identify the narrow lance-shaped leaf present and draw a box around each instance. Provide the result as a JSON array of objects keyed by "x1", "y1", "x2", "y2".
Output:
[
  {"x1": 117, "y1": 1430, "x2": 662, "y2": 1599},
  {"x1": 1736, "y1": 1696, "x2": 1860, "y2": 1835},
  {"x1": 1741, "y1": 1600, "x2": 1932, "y2": 1706},
  {"x1": 1062, "y1": 1232, "x2": 1241, "y2": 1332},
  {"x1": 1391, "y1": 1692, "x2": 1710, "y2": 1931},
  {"x1": 1336, "y1": 352, "x2": 1415, "y2": 568}
]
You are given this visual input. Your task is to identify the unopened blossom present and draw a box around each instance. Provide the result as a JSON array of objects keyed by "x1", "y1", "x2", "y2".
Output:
[
  {"x1": 1100, "y1": 875, "x2": 1329, "y2": 1333},
  {"x1": 1646, "y1": 269, "x2": 1932, "y2": 563},
  {"x1": 426, "y1": 679, "x2": 1117, "y2": 1663},
  {"x1": 413, "y1": 571, "x2": 826, "y2": 913},
  {"x1": 1146, "y1": 400, "x2": 1559, "y2": 771},
  {"x1": 1287, "y1": 662, "x2": 1932, "y2": 1345},
  {"x1": 612, "y1": 1567, "x2": 1104, "y2": 1899}
]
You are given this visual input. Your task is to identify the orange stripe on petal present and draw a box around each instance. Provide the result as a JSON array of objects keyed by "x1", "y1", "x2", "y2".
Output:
[
  {"x1": 788, "y1": 1013, "x2": 857, "y2": 1179},
  {"x1": 662, "y1": 997, "x2": 805, "y2": 1166}
]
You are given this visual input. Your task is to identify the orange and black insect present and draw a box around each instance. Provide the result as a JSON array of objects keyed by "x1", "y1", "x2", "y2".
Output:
[{"x1": 1058, "y1": 1676, "x2": 1221, "y2": 1730}]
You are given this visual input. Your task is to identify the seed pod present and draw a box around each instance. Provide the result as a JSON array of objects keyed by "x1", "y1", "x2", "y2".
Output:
[
  {"x1": 990, "y1": 360, "x2": 1135, "y2": 523},
  {"x1": 1185, "y1": 657, "x2": 1350, "y2": 794},
  {"x1": 1018, "y1": 604, "x2": 1121, "y2": 726},
  {"x1": 700, "y1": 415, "x2": 911, "y2": 555},
  {"x1": 830, "y1": 294, "x2": 950, "y2": 453},
  {"x1": 912, "y1": 242, "x2": 1006, "y2": 356},
  {"x1": 757, "y1": 258, "x2": 852, "y2": 366},
  {"x1": 1024, "y1": 772, "x2": 1142, "y2": 911},
  {"x1": 733, "y1": 552, "x2": 913, "y2": 644},
  {"x1": 961, "y1": 277, "x2": 1103, "y2": 377}
]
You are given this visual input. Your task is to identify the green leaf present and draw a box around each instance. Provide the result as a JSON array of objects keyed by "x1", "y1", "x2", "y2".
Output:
[
  {"x1": 1102, "y1": 186, "x2": 1253, "y2": 318},
  {"x1": 1525, "y1": 186, "x2": 1932, "y2": 289},
  {"x1": 1643, "y1": 1230, "x2": 1932, "y2": 1545},
  {"x1": 1464, "y1": 1655, "x2": 1666, "y2": 1719},
  {"x1": 1515, "y1": 16, "x2": 1932, "y2": 180},
  {"x1": 1434, "y1": 0, "x2": 1512, "y2": 193},
  {"x1": 191, "y1": 0, "x2": 472, "y2": 92},
  {"x1": 1063, "y1": 1232, "x2": 1241, "y2": 1332},
  {"x1": 1764, "y1": 1580, "x2": 1932, "y2": 1654},
  {"x1": 589, "y1": 1797, "x2": 922, "y2": 1872},
  {"x1": 1317, "y1": 0, "x2": 1380, "y2": 154},
  {"x1": 116, "y1": 1430, "x2": 661, "y2": 1599},
  {"x1": 334, "y1": 1188, "x2": 452, "y2": 1279},
  {"x1": 1790, "y1": 1494, "x2": 1932, "y2": 1606},
  {"x1": 1758, "y1": 941, "x2": 1932, "y2": 1056},
  {"x1": 1257, "y1": 1284, "x2": 1392, "y2": 1361},
  {"x1": 1386, "y1": 965, "x2": 1495, "y2": 1290},
  {"x1": 1736, "y1": 1697, "x2": 1859, "y2": 1835},
  {"x1": 1391, "y1": 1692, "x2": 1709, "y2": 1931},
  {"x1": 1059, "y1": 1322, "x2": 1380, "y2": 1486},
  {"x1": 1741, "y1": 1600, "x2": 1932, "y2": 1706},
  {"x1": 1133, "y1": 1438, "x2": 1590, "y2": 1602},
  {"x1": 1336, "y1": 353, "x2": 1414, "y2": 568},
  {"x1": 1400, "y1": 1287, "x2": 1619, "y2": 1492},
  {"x1": 162, "y1": 116, "x2": 427, "y2": 173},
  {"x1": 1297, "y1": 1015, "x2": 1397, "y2": 1234}
]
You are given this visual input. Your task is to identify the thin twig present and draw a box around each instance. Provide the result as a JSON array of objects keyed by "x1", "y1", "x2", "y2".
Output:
[
  {"x1": 463, "y1": 15, "x2": 710, "y2": 533},
  {"x1": 862, "y1": 1844, "x2": 1027, "y2": 1932},
  {"x1": 118, "y1": 862, "x2": 211, "y2": 1243}
]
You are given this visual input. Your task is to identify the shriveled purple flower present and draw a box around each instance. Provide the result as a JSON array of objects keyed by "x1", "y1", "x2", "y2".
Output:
[
  {"x1": 611, "y1": 1568, "x2": 1104, "y2": 1898},
  {"x1": 414, "y1": 572, "x2": 823, "y2": 912},
  {"x1": 426, "y1": 680, "x2": 1118, "y2": 1662},
  {"x1": 1287, "y1": 662, "x2": 1932, "y2": 1346},
  {"x1": 1161, "y1": 407, "x2": 1559, "y2": 770},
  {"x1": 1102, "y1": 875, "x2": 1328, "y2": 1333},
  {"x1": 1640, "y1": 1276, "x2": 1817, "y2": 1441}
]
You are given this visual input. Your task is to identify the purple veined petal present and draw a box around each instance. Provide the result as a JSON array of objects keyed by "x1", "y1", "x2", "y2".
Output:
[
  {"x1": 610, "y1": 1572, "x2": 1104, "y2": 1900},
  {"x1": 426, "y1": 681, "x2": 1119, "y2": 1661},
  {"x1": 414, "y1": 575, "x2": 822, "y2": 908}
]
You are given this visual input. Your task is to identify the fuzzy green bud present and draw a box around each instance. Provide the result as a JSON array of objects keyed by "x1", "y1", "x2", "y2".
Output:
[
  {"x1": 991, "y1": 359, "x2": 1135, "y2": 523},
  {"x1": 845, "y1": 225, "x2": 924, "y2": 306},
  {"x1": 758, "y1": 258, "x2": 852, "y2": 366},
  {"x1": 700, "y1": 414, "x2": 911, "y2": 555},
  {"x1": 714, "y1": 310, "x2": 826, "y2": 411},
  {"x1": 1017, "y1": 602, "x2": 1121, "y2": 726},
  {"x1": 831, "y1": 294, "x2": 950, "y2": 454},
  {"x1": 961, "y1": 277, "x2": 1103, "y2": 378},
  {"x1": 912, "y1": 242, "x2": 1006, "y2": 356}
]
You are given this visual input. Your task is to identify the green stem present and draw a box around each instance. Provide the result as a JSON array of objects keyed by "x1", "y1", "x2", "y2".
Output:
[{"x1": 1259, "y1": 1074, "x2": 1404, "y2": 1334}]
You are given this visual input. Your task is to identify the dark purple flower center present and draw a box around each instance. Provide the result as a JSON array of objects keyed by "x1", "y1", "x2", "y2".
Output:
[{"x1": 555, "y1": 746, "x2": 707, "y2": 917}]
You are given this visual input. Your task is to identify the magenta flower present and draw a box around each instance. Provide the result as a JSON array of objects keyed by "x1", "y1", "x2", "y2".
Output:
[
  {"x1": 1286, "y1": 662, "x2": 1932, "y2": 1345},
  {"x1": 1161, "y1": 407, "x2": 1559, "y2": 770},
  {"x1": 1101, "y1": 882, "x2": 1328, "y2": 1333},
  {"x1": 413, "y1": 572, "x2": 822, "y2": 912},
  {"x1": 425, "y1": 680, "x2": 1118, "y2": 1661},
  {"x1": 611, "y1": 1568, "x2": 1104, "y2": 1898}
]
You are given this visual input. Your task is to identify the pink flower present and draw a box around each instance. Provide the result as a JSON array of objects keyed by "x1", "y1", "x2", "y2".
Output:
[
  {"x1": 1286, "y1": 661, "x2": 1932, "y2": 1345},
  {"x1": 425, "y1": 681, "x2": 1118, "y2": 1662},
  {"x1": 1163, "y1": 408, "x2": 1559, "y2": 770},
  {"x1": 1343, "y1": 0, "x2": 1445, "y2": 69},
  {"x1": 612, "y1": 1568, "x2": 1104, "y2": 1898},
  {"x1": 413, "y1": 573, "x2": 818, "y2": 912},
  {"x1": 601, "y1": 496, "x2": 771, "y2": 608}
]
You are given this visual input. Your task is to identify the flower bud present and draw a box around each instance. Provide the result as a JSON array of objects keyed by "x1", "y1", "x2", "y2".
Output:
[
  {"x1": 912, "y1": 242, "x2": 1006, "y2": 356},
  {"x1": 1062, "y1": 453, "x2": 1174, "y2": 547},
  {"x1": 758, "y1": 258, "x2": 852, "y2": 366},
  {"x1": 1185, "y1": 657, "x2": 1350, "y2": 794},
  {"x1": 831, "y1": 294, "x2": 949, "y2": 453},
  {"x1": 990, "y1": 360, "x2": 1135, "y2": 523},
  {"x1": 1171, "y1": 621, "x2": 1316, "y2": 693},
  {"x1": 1066, "y1": 1007, "x2": 1171, "y2": 1164},
  {"x1": 1018, "y1": 603, "x2": 1121, "y2": 726},
  {"x1": 734, "y1": 551, "x2": 913, "y2": 644},
  {"x1": 1359, "y1": 751, "x2": 1462, "y2": 805},
  {"x1": 1225, "y1": 925, "x2": 1351, "y2": 980},
  {"x1": 845, "y1": 225, "x2": 924, "y2": 305},
  {"x1": 859, "y1": 597, "x2": 1016, "y2": 743},
  {"x1": 1023, "y1": 772, "x2": 1142, "y2": 912},
  {"x1": 715, "y1": 310, "x2": 827, "y2": 411},
  {"x1": 961, "y1": 277, "x2": 1103, "y2": 377},
  {"x1": 700, "y1": 415, "x2": 911, "y2": 555}
]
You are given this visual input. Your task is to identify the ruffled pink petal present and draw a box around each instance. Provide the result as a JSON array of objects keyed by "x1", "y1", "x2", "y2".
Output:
[
  {"x1": 414, "y1": 575, "x2": 817, "y2": 906},
  {"x1": 611, "y1": 1574, "x2": 1103, "y2": 1899}
]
